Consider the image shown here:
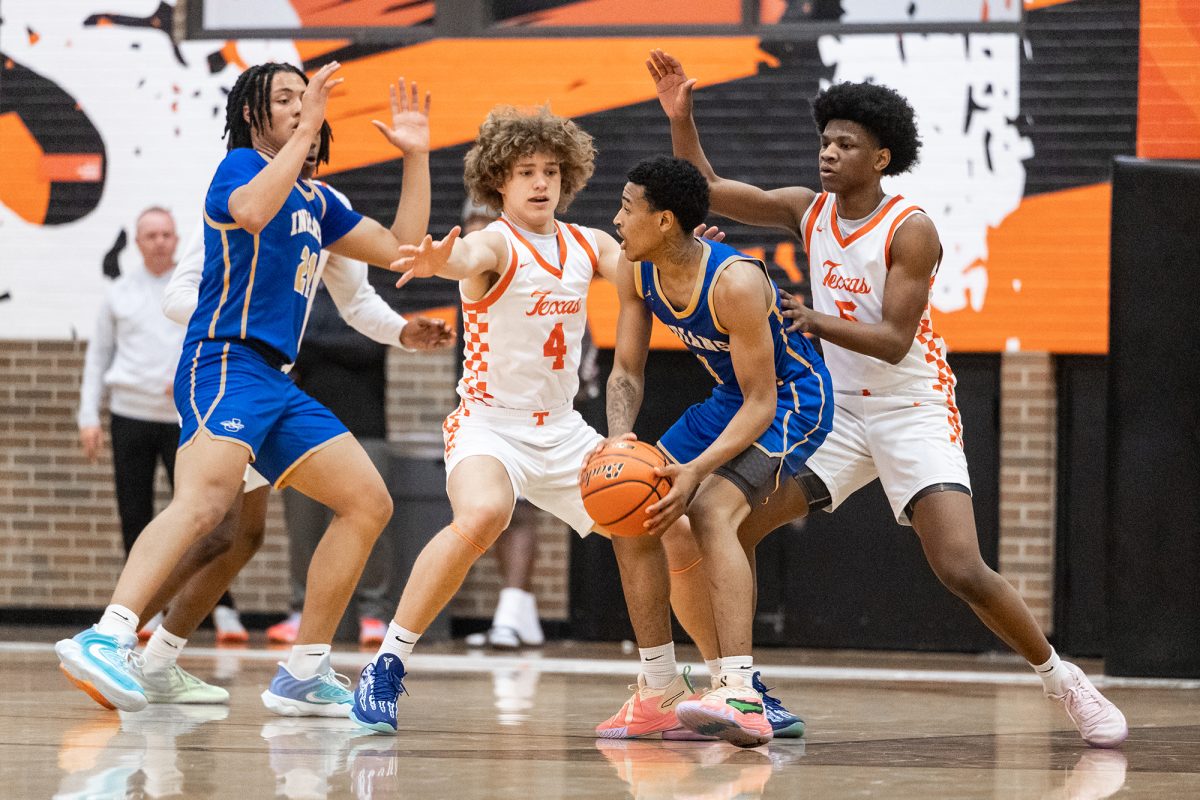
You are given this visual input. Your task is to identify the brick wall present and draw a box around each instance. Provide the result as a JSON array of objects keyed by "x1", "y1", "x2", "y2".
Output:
[
  {"x1": 998, "y1": 351, "x2": 1057, "y2": 631},
  {"x1": 1, "y1": 338, "x2": 1061, "y2": 635},
  {"x1": 0, "y1": 340, "x2": 570, "y2": 622}
]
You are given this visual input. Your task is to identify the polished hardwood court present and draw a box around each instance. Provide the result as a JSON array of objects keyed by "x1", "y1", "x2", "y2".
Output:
[{"x1": 2, "y1": 628, "x2": 1197, "y2": 799}]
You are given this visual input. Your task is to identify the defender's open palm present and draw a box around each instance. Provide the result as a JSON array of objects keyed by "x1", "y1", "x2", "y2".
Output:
[
  {"x1": 647, "y1": 49, "x2": 695, "y2": 121},
  {"x1": 300, "y1": 61, "x2": 343, "y2": 131},
  {"x1": 393, "y1": 226, "x2": 461, "y2": 287},
  {"x1": 372, "y1": 77, "x2": 431, "y2": 154}
]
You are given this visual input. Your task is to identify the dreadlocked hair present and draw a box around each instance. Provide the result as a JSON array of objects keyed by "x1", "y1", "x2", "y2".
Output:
[{"x1": 223, "y1": 63, "x2": 332, "y2": 164}]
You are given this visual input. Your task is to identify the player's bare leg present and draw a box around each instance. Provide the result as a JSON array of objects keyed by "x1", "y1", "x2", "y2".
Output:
[
  {"x1": 56, "y1": 434, "x2": 249, "y2": 711},
  {"x1": 351, "y1": 456, "x2": 514, "y2": 733},
  {"x1": 910, "y1": 490, "x2": 1127, "y2": 747},
  {"x1": 284, "y1": 438, "x2": 392, "y2": 645},
  {"x1": 659, "y1": 517, "x2": 719, "y2": 663}
]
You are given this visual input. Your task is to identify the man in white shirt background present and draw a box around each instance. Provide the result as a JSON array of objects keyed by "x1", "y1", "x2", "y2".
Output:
[{"x1": 78, "y1": 206, "x2": 247, "y2": 642}]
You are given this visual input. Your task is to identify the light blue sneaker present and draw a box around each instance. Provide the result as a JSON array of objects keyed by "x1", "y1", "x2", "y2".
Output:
[
  {"x1": 349, "y1": 654, "x2": 407, "y2": 734},
  {"x1": 752, "y1": 671, "x2": 805, "y2": 738},
  {"x1": 261, "y1": 660, "x2": 354, "y2": 718},
  {"x1": 56, "y1": 626, "x2": 147, "y2": 712}
]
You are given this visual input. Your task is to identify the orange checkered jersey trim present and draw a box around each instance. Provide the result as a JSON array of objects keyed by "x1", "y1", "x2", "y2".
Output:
[
  {"x1": 458, "y1": 246, "x2": 520, "y2": 406},
  {"x1": 442, "y1": 401, "x2": 471, "y2": 460},
  {"x1": 917, "y1": 311, "x2": 963, "y2": 446}
]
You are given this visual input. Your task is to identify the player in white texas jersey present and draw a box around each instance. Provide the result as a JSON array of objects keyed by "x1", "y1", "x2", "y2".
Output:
[
  {"x1": 650, "y1": 49, "x2": 1128, "y2": 748},
  {"x1": 348, "y1": 106, "x2": 737, "y2": 738},
  {"x1": 454, "y1": 213, "x2": 595, "y2": 412}
]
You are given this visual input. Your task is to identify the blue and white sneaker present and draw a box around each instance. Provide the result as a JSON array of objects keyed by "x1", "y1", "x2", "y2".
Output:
[
  {"x1": 349, "y1": 654, "x2": 408, "y2": 734},
  {"x1": 56, "y1": 626, "x2": 147, "y2": 712},
  {"x1": 261, "y1": 660, "x2": 354, "y2": 718},
  {"x1": 752, "y1": 671, "x2": 805, "y2": 738}
]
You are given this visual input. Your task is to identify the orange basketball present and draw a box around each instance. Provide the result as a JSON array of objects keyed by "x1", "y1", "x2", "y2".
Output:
[{"x1": 579, "y1": 439, "x2": 672, "y2": 537}]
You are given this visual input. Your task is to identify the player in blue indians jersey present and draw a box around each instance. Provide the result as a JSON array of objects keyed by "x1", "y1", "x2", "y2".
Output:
[
  {"x1": 602, "y1": 156, "x2": 832, "y2": 747},
  {"x1": 57, "y1": 61, "x2": 437, "y2": 718}
]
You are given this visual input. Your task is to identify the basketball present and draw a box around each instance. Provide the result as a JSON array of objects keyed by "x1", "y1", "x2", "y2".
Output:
[{"x1": 579, "y1": 440, "x2": 672, "y2": 537}]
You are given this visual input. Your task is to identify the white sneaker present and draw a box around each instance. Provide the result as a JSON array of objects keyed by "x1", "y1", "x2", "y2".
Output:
[
  {"x1": 135, "y1": 663, "x2": 231, "y2": 705},
  {"x1": 491, "y1": 588, "x2": 544, "y2": 648},
  {"x1": 213, "y1": 605, "x2": 248, "y2": 644},
  {"x1": 1049, "y1": 663, "x2": 1129, "y2": 748}
]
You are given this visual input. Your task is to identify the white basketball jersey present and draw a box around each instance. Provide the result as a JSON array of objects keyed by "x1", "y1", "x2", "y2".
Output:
[
  {"x1": 457, "y1": 216, "x2": 597, "y2": 412},
  {"x1": 802, "y1": 192, "x2": 953, "y2": 395}
]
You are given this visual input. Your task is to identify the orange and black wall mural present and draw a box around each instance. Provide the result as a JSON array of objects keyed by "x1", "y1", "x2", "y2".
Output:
[{"x1": 1, "y1": 0, "x2": 1195, "y2": 352}]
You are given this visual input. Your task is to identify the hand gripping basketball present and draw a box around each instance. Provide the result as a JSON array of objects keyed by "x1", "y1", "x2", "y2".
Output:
[{"x1": 579, "y1": 440, "x2": 673, "y2": 537}]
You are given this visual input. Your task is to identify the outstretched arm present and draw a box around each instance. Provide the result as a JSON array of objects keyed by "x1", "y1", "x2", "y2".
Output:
[
  {"x1": 321, "y1": 252, "x2": 453, "y2": 350},
  {"x1": 326, "y1": 78, "x2": 433, "y2": 266},
  {"x1": 647, "y1": 49, "x2": 815, "y2": 235},
  {"x1": 391, "y1": 227, "x2": 509, "y2": 287},
  {"x1": 781, "y1": 214, "x2": 941, "y2": 363}
]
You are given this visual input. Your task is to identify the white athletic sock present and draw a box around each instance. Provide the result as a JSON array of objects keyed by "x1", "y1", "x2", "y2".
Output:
[
  {"x1": 1033, "y1": 648, "x2": 1069, "y2": 695},
  {"x1": 96, "y1": 604, "x2": 139, "y2": 640},
  {"x1": 718, "y1": 655, "x2": 755, "y2": 688},
  {"x1": 639, "y1": 642, "x2": 677, "y2": 689},
  {"x1": 142, "y1": 627, "x2": 187, "y2": 674},
  {"x1": 378, "y1": 622, "x2": 420, "y2": 660},
  {"x1": 286, "y1": 644, "x2": 332, "y2": 679},
  {"x1": 493, "y1": 587, "x2": 530, "y2": 628},
  {"x1": 705, "y1": 658, "x2": 722, "y2": 682}
]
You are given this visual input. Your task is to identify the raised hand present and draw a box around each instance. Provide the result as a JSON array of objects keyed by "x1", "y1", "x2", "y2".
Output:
[
  {"x1": 300, "y1": 61, "x2": 343, "y2": 133},
  {"x1": 693, "y1": 222, "x2": 726, "y2": 242},
  {"x1": 400, "y1": 316, "x2": 456, "y2": 350},
  {"x1": 372, "y1": 77, "x2": 431, "y2": 154},
  {"x1": 646, "y1": 49, "x2": 696, "y2": 122},
  {"x1": 392, "y1": 226, "x2": 461, "y2": 287}
]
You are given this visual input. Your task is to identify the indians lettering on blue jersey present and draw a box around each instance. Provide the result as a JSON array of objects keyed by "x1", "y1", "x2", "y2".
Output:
[
  {"x1": 637, "y1": 239, "x2": 834, "y2": 476},
  {"x1": 186, "y1": 148, "x2": 363, "y2": 364}
]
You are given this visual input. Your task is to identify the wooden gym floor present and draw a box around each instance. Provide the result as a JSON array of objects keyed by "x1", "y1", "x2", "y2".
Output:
[{"x1": 1, "y1": 627, "x2": 1197, "y2": 799}]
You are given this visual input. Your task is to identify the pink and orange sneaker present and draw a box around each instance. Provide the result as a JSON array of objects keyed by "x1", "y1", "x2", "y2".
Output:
[
  {"x1": 596, "y1": 666, "x2": 702, "y2": 739},
  {"x1": 266, "y1": 612, "x2": 301, "y2": 645},
  {"x1": 675, "y1": 673, "x2": 773, "y2": 748},
  {"x1": 1050, "y1": 662, "x2": 1129, "y2": 748}
]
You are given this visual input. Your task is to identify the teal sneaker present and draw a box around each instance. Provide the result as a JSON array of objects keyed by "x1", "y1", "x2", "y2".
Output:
[
  {"x1": 752, "y1": 671, "x2": 805, "y2": 738},
  {"x1": 56, "y1": 627, "x2": 147, "y2": 712},
  {"x1": 261, "y1": 660, "x2": 353, "y2": 718}
]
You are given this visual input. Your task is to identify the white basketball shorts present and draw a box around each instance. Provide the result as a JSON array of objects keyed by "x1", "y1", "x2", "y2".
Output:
[
  {"x1": 805, "y1": 385, "x2": 971, "y2": 526},
  {"x1": 442, "y1": 401, "x2": 604, "y2": 536}
]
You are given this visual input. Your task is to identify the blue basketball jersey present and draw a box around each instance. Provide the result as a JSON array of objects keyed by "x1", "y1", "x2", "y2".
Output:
[
  {"x1": 636, "y1": 239, "x2": 824, "y2": 401},
  {"x1": 186, "y1": 148, "x2": 362, "y2": 364}
]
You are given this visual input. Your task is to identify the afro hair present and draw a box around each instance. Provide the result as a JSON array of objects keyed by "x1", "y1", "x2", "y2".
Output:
[{"x1": 811, "y1": 82, "x2": 921, "y2": 175}]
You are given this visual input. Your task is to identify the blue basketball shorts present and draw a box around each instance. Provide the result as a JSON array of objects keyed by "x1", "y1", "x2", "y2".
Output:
[
  {"x1": 657, "y1": 381, "x2": 833, "y2": 504},
  {"x1": 175, "y1": 340, "x2": 349, "y2": 487}
]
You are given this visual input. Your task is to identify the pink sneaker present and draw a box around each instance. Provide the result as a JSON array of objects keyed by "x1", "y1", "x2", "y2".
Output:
[
  {"x1": 675, "y1": 674, "x2": 773, "y2": 748},
  {"x1": 1049, "y1": 663, "x2": 1129, "y2": 748},
  {"x1": 596, "y1": 667, "x2": 702, "y2": 739},
  {"x1": 266, "y1": 612, "x2": 301, "y2": 645},
  {"x1": 359, "y1": 617, "x2": 386, "y2": 648}
]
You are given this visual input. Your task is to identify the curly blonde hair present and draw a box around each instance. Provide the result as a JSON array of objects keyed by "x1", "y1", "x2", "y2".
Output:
[{"x1": 464, "y1": 106, "x2": 596, "y2": 214}]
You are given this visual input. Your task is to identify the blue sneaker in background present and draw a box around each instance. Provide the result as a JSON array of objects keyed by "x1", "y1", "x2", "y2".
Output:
[
  {"x1": 261, "y1": 659, "x2": 353, "y2": 718},
  {"x1": 55, "y1": 626, "x2": 147, "y2": 712},
  {"x1": 349, "y1": 654, "x2": 408, "y2": 735},
  {"x1": 752, "y1": 671, "x2": 805, "y2": 738}
]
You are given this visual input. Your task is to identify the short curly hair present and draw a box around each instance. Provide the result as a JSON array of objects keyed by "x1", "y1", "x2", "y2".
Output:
[
  {"x1": 811, "y1": 82, "x2": 921, "y2": 175},
  {"x1": 463, "y1": 106, "x2": 596, "y2": 214},
  {"x1": 627, "y1": 156, "x2": 710, "y2": 232}
]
